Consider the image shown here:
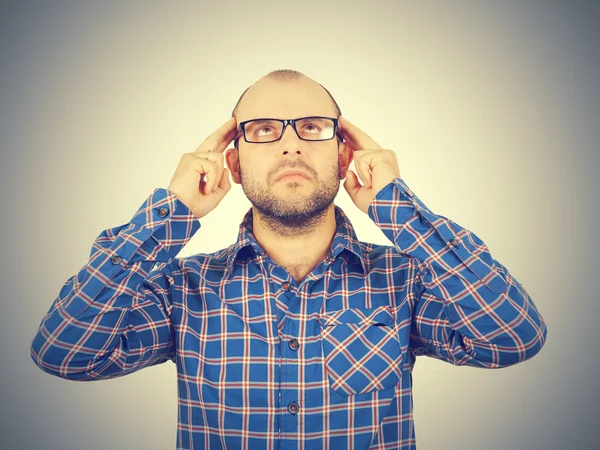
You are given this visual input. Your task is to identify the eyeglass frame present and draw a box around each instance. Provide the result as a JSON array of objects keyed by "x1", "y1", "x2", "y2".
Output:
[{"x1": 237, "y1": 116, "x2": 343, "y2": 144}]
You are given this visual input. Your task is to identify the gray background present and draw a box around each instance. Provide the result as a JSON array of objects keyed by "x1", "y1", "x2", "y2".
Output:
[{"x1": 1, "y1": 1, "x2": 598, "y2": 449}]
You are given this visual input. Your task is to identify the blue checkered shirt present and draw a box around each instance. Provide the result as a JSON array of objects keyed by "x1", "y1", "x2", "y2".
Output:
[{"x1": 31, "y1": 177, "x2": 547, "y2": 449}]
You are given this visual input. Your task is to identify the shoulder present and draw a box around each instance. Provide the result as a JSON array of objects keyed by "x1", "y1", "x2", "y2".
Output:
[
  {"x1": 359, "y1": 240, "x2": 415, "y2": 275},
  {"x1": 148, "y1": 243, "x2": 238, "y2": 285}
]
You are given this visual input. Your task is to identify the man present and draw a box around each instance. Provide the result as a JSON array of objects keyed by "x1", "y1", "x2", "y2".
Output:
[{"x1": 31, "y1": 69, "x2": 547, "y2": 449}]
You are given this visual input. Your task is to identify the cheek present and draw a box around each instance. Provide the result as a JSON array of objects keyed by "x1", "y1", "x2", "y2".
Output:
[
  {"x1": 239, "y1": 158, "x2": 267, "y2": 181},
  {"x1": 321, "y1": 154, "x2": 341, "y2": 173}
]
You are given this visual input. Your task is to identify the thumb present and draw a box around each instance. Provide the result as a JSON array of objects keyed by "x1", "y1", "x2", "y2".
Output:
[
  {"x1": 343, "y1": 170, "x2": 362, "y2": 201},
  {"x1": 215, "y1": 168, "x2": 231, "y2": 197}
]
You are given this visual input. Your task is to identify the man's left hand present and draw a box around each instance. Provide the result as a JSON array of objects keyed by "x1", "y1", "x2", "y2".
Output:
[{"x1": 339, "y1": 115, "x2": 401, "y2": 214}]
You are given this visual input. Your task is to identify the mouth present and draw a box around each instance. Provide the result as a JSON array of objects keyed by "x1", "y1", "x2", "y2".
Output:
[{"x1": 274, "y1": 169, "x2": 311, "y2": 182}]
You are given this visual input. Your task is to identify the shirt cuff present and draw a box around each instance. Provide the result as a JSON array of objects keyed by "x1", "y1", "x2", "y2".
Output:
[{"x1": 128, "y1": 188, "x2": 201, "y2": 263}]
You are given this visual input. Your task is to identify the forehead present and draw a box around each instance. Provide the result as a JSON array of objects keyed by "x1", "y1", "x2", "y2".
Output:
[{"x1": 236, "y1": 77, "x2": 337, "y2": 122}]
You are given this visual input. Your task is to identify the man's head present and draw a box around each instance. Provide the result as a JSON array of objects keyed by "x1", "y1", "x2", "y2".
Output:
[{"x1": 225, "y1": 69, "x2": 353, "y2": 230}]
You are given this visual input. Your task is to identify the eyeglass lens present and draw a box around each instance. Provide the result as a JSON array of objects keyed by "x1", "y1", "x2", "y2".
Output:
[{"x1": 244, "y1": 118, "x2": 335, "y2": 143}]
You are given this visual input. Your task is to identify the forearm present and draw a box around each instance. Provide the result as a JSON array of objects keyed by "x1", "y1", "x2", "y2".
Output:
[
  {"x1": 369, "y1": 178, "x2": 547, "y2": 367},
  {"x1": 30, "y1": 188, "x2": 200, "y2": 380}
]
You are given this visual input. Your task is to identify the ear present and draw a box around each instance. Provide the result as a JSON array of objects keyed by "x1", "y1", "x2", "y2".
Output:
[
  {"x1": 225, "y1": 147, "x2": 242, "y2": 184},
  {"x1": 338, "y1": 140, "x2": 354, "y2": 179}
]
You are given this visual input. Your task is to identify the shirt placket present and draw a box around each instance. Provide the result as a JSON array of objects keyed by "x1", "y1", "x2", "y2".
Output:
[{"x1": 263, "y1": 261, "x2": 299, "y2": 448}]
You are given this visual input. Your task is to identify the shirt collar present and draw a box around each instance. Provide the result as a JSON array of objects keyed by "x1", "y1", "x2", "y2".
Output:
[{"x1": 226, "y1": 206, "x2": 366, "y2": 274}]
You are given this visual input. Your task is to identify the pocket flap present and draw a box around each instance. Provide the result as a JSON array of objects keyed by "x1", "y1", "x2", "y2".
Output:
[{"x1": 320, "y1": 305, "x2": 394, "y2": 327}]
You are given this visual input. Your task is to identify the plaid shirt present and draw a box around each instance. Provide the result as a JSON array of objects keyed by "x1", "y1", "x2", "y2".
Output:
[{"x1": 31, "y1": 177, "x2": 547, "y2": 449}]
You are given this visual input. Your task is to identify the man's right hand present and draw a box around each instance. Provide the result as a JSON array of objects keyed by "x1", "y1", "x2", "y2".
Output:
[{"x1": 167, "y1": 116, "x2": 238, "y2": 219}]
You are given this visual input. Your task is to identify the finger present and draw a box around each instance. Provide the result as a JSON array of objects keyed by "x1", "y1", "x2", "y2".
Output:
[
  {"x1": 215, "y1": 168, "x2": 231, "y2": 199},
  {"x1": 338, "y1": 127, "x2": 361, "y2": 153},
  {"x1": 189, "y1": 156, "x2": 219, "y2": 195},
  {"x1": 338, "y1": 115, "x2": 381, "y2": 150},
  {"x1": 343, "y1": 170, "x2": 362, "y2": 201},
  {"x1": 191, "y1": 152, "x2": 224, "y2": 193},
  {"x1": 194, "y1": 117, "x2": 238, "y2": 155},
  {"x1": 354, "y1": 155, "x2": 373, "y2": 189},
  {"x1": 202, "y1": 162, "x2": 221, "y2": 195},
  {"x1": 212, "y1": 125, "x2": 239, "y2": 154},
  {"x1": 209, "y1": 117, "x2": 238, "y2": 152},
  {"x1": 197, "y1": 152, "x2": 224, "y2": 193}
]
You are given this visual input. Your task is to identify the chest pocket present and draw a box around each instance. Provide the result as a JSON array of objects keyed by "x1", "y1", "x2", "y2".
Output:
[{"x1": 319, "y1": 305, "x2": 403, "y2": 396}]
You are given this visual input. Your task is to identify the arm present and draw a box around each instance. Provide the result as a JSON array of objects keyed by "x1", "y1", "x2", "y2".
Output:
[
  {"x1": 369, "y1": 178, "x2": 547, "y2": 368},
  {"x1": 30, "y1": 188, "x2": 200, "y2": 380}
]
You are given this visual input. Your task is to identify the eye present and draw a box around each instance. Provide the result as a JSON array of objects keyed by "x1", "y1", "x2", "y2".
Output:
[
  {"x1": 257, "y1": 126, "x2": 274, "y2": 136},
  {"x1": 301, "y1": 122, "x2": 322, "y2": 133}
]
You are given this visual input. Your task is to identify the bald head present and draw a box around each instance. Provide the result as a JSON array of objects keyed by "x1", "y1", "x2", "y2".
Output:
[{"x1": 232, "y1": 69, "x2": 341, "y2": 118}]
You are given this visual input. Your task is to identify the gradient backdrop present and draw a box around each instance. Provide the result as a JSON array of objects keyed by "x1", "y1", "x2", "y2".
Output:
[{"x1": 1, "y1": 1, "x2": 598, "y2": 449}]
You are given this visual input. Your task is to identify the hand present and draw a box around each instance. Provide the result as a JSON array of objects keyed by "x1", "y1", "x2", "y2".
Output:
[
  {"x1": 167, "y1": 116, "x2": 238, "y2": 219},
  {"x1": 339, "y1": 115, "x2": 401, "y2": 214}
]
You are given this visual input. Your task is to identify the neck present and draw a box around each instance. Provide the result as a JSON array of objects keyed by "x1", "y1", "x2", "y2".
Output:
[{"x1": 251, "y1": 205, "x2": 337, "y2": 283}]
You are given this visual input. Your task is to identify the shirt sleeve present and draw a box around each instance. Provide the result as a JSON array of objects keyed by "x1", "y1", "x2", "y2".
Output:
[
  {"x1": 30, "y1": 188, "x2": 200, "y2": 380},
  {"x1": 368, "y1": 178, "x2": 547, "y2": 368}
]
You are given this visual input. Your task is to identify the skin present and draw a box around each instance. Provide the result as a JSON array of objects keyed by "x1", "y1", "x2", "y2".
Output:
[{"x1": 167, "y1": 75, "x2": 401, "y2": 282}]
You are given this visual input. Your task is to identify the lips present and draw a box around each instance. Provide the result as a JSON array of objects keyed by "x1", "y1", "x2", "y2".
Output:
[{"x1": 274, "y1": 169, "x2": 311, "y2": 182}]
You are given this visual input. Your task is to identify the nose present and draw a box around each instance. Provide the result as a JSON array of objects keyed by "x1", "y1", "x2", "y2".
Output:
[{"x1": 279, "y1": 122, "x2": 302, "y2": 155}]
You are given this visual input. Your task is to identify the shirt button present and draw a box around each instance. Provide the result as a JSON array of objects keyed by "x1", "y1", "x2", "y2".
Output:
[
  {"x1": 281, "y1": 281, "x2": 291, "y2": 291},
  {"x1": 449, "y1": 238, "x2": 460, "y2": 247},
  {"x1": 157, "y1": 207, "x2": 169, "y2": 218},
  {"x1": 111, "y1": 255, "x2": 122, "y2": 264},
  {"x1": 288, "y1": 339, "x2": 299, "y2": 351},
  {"x1": 287, "y1": 401, "x2": 299, "y2": 415}
]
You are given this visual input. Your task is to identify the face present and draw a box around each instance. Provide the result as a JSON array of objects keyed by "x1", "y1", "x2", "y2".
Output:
[{"x1": 225, "y1": 76, "x2": 352, "y2": 226}]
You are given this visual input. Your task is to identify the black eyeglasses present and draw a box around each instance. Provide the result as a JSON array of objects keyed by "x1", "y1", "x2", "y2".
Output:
[{"x1": 238, "y1": 116, "x2": 341, "y2": 144}]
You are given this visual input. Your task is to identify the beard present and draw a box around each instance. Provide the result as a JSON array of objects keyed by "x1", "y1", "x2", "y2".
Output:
[{"x1": 239, "y1": 159, "x2": 340, "y2": 235}]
